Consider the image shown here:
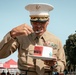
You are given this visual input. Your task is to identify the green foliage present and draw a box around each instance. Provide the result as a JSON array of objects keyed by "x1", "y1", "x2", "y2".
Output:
[{"x1": 64, "y1": 33, "x2": 76, "y2": 65}]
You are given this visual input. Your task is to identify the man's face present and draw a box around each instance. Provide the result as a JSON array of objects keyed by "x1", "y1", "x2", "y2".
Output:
[{"x1": 31, "y1": 20, "x2": 49, "y2": 36}]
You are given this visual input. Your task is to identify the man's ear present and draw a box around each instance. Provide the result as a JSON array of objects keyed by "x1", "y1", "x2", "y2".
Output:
[
  {"x1": 47, "y1": 19, "x2": 49, "y2": 25},
  {"x1": 30, "y1": 21, "x2": 32, "y2": 26}
]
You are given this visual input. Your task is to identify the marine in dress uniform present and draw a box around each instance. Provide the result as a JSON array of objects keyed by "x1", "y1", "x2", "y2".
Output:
[{"x1": 0, "y1": 3, "x2": 66, "y2": 75}]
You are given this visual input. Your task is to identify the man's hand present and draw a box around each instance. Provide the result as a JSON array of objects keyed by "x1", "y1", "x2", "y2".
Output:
[
  {"x1": 43, "y1": 55, "x2": 57, "y2": 67},
  {"x1": 10, "y1": 23, "x2": 34, "y2": 38},
  {"x1": 44, "y1": 59, "x2": 57, "y2": 66}
]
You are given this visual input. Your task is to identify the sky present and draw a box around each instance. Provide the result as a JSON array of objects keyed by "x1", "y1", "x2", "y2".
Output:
[{"x1": 0, "y1": 0, "x2": 76, "y2": 63}]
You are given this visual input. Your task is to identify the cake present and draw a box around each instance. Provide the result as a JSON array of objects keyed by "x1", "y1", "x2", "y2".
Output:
[{"x1": 34, "y1": 45, "x2": 53, "y2": 57}]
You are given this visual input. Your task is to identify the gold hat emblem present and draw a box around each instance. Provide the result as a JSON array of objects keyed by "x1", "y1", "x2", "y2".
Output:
[{"x1": 36, "y1": 5, "x2": 40, "y2": 10}]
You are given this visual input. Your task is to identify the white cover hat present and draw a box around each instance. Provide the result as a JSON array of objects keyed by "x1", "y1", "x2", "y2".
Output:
[{"x1": 25, "y1": 3, "x2": 54, "y2": 17}]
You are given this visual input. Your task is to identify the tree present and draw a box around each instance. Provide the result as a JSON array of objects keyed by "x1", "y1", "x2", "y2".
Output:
[{"x1": 64, "y1": 33, "x2": 76, "y2": 71}]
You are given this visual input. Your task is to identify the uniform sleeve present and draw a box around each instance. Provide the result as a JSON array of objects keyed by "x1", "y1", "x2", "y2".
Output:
[
  {"x1": 54, "y1": 40, "x2": 66, "y2": 73},
  {"x1": 0, "y1": 32, "x2": 19, "y2": 59}
]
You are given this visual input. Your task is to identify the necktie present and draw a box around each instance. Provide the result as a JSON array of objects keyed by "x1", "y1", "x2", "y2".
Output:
[
  {"x1": 36, "y1": 37, "x2": 43, "y2": 45},
  {"x1": 35, "y1": 37, "x2": 45, "y2": 75}
]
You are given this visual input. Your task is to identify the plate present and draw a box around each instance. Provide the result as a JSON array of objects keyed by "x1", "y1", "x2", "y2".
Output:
[{"x1": 27, "y1": 55, "x2": 56, "y2": 60}]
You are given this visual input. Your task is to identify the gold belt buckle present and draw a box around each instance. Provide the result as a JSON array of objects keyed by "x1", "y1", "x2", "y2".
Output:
[{"x1": 59, "y1": 73, "x2": 64, "y2": 75}]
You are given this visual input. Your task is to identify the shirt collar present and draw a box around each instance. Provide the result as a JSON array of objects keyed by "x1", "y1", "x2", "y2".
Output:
[{"x1": 31, "y1": 31, "x2": 49, "y2": 42}]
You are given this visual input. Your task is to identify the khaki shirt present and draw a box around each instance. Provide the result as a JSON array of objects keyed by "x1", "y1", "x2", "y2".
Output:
[{"x1": 0, "y1": 31, "x2": 66, "y2": 73}]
